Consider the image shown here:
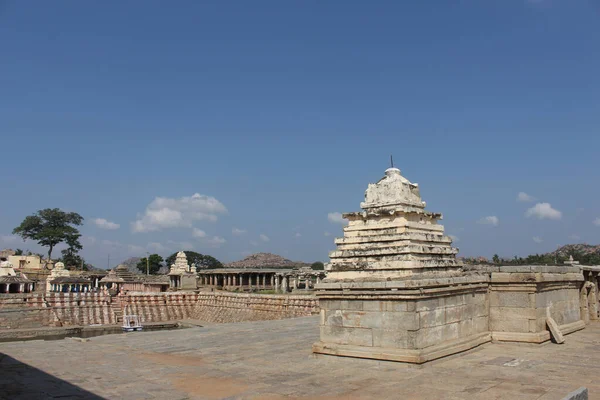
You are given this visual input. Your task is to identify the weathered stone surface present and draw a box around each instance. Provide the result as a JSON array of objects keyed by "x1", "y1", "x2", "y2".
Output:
[{"x1": 562, "y1": 387, "x2": 588, "y2": 400}]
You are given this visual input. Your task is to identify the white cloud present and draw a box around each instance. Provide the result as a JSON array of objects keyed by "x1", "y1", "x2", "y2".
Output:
[
  {"x1": 448, "y1": 235, "x2": 460, "y2": 243},
  {"x1": 517, "y1": 192, "x2": 535, "y2": 202},
  {"x1": 127, "y1": 244, "x2": 145, "y2": 254},
  {"x1": 295, "y1": 232, "x2": 302, "y2": 238},
  {"x1": 179, "y1": 241, "x2": 194, "y2": 250},
  {"x1": 101, "y1": 239, "x2": 121, "y2": 247},
  {"x1": 533, "y1": 236, "x2": 543, "y2": 243},
  {"x1": 328, "y1": 212, "x2": 347, "y2": 225},
  {"x1": 259, "y1": 234, "x2": 270, "y2": 242},
  {"x1": 232, "y1": 228, "x2": 247, "y2": 236},
  {"x1": 207, "y1": 236, "x2": 226, "y2": 248},
  {"x1": 147, "y1": 242, "x2": 169, "y2": 253},
  {"x1": 569, "y1": 234, "x2": 581, "y2": 241},
  {"x1": 192, "y1": 228, "x2": 207, "y2": 238},
  {"x1": 0, "y1": 235, "x2": 19, "y2": 244},
  {"x1": 81, "y1": 236, "x2": 97, "y2": 246},
  {"x1": 593, "y1": 218, "x2": 600, "y2": 227},
  {"x1": 324, "y1": 231, "x2": 331, "y2": 237},
  {"x1": 525, "y1": 203, "x2": 562, "y2": 220},
  {"x1": 250, "y1": 240, "x2": 258, "y2": 246},
  {"x1": 478, "y1": 216, "x2": 499, "y2": 226},
  {"x1": 132, "y1": 193, "x2": 227, "y2": 233},
  {"x1": 93, "y1": 218, "x2": 120, "y2": 230}
]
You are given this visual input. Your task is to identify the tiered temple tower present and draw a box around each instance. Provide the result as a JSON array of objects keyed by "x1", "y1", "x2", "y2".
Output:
[
  {"x1": 168, "y1": 251, "x2": 197, "y2": 290},
  {"x1": 328, "y1": 167, "x2": 462, "y2": 280},
  {"x1": 313, "y1": 167, "x2": 491, "y2": 363}
]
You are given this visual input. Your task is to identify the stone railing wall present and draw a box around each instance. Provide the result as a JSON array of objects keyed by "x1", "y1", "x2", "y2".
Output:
[
  {"x1": 120, "y1": 292, "x2": 198, "y2": 323},
  {"x1": 191, "y1": 292, "x2": 319, "y2": 323},
  {"x1": 0, "y1": 292, "x2": 320, "y2": 329},
  {"x1": 0, "y1": 293, "x2": 114, "y2": 329}
]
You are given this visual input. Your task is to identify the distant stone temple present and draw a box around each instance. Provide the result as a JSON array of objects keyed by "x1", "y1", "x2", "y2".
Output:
[
  {"x1": 47, "y1": 262, "x2": 92, "y2": 293},
  {"x1": 198, "y1": 253, "x2": 326, "y2": 293},
  {"x1": 168, "y1": 251, "x2": 197, "y2": 290},
  {"x1": 313, "y1": 167, "x2": 586, "y2": 363},
  {"x1": 198, "y1": 266, "x2": 325, "y2": 293}
]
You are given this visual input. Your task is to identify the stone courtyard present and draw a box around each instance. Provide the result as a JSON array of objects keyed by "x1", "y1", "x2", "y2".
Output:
[{"x1": 0, "y1": 316, "x2": 598, "y2": 399}]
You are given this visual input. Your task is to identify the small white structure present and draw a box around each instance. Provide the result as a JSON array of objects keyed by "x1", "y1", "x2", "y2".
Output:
[{"x1": 122, "y1": 315, "x2": 143, "y2": 332}]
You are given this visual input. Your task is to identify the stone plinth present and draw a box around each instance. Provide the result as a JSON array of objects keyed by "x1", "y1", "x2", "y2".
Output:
[
  {"x1": 489, "y1": 266, "x2": 585, "y2": 343},
  {"x1": 313, "y1": 275, "x2": 490, "y2": 363},
  {"x1": 313, "y1": 167, "x2": 490, "y2": 363}
]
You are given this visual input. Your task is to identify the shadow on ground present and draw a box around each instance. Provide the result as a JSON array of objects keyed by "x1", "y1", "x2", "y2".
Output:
[{"x1": 0, "y1": 352, "x2": 104, "y2": 399}]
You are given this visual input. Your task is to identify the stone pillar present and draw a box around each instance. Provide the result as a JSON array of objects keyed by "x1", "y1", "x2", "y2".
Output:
[
  {"x1": 292, "y1": 278, "x2": 297, "y2": 290},
  {"x1": 275, "y1": 275, "x2": 279, "y2": 292},
  {"x1": 317, "y1": 276, "x2": 321, "y2": 284}
]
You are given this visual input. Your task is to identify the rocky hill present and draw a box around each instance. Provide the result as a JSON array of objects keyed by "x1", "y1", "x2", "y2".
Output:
[
  {"x1": 118, "y1": 257, "x2": 142, "y2": 274},
  {"x1": 554, "y1": 243, "x2": 600, "y2": 258},
  {"x1": 226, "y1": 253, "x2": 309, "y2": 269}
]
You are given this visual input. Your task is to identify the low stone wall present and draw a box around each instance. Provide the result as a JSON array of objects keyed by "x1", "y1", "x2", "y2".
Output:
[
  {"x1": 0, "y1": 293, "x2": 114, "y2": 329},
  {"x1": 489, "y1": 266, "x2": 585, "y2": 343},
  {"x1": 191, "y1": 292, "x2": 319, "y2": 323},
  {"x1": 0, "y1": 292, "x2": 320, "y2": 329},
  {"x1": 121, "y1": 292, "x2": 198, "y2": 323}
]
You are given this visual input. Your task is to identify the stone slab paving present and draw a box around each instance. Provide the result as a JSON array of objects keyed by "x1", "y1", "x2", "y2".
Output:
[{"x1": 1, "y1": 317, "x2": 599, "y2": 399}]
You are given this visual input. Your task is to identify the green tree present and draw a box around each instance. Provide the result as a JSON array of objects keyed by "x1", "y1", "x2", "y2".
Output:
[
  {"x1": 14, "y1": 249, "x2": 23, "y2": 256},
  {"x1": 311, "y1": 261, "x2": 325, "y2": 270},
  {"x1": 165, "y1": 251, "x2": 223, "y2": 270},
  {"x1": 12, "y1": 208, "x2": 84, "y2": 265},
  {"x1": 60, "y1": 233, "x2": 84, "y2": 268},
  {"x1": 136, "y1": 254, "x2": 164, "y2": 275},
  {"x1": 492, "y1": 254, "x2": 500, "y2": 264}
]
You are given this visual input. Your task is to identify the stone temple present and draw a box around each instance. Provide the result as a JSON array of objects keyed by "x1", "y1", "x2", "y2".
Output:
[{"x1": 313, "y1": 167, "x2": 585, "y2": 363}]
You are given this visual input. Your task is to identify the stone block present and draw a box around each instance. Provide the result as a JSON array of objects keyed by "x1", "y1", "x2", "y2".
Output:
[
  {"x1": 561, "y1": 387, "x2": 588, "y2": 400},
  {"x1": 443, "y1": 322, "x2": 459, "y2": 342},
  {"x1": 443, "y1": 294, "x2": 465, "y2": 307},
  {"x1": 547, "y1": 317, "x2": 565, "y2": 344},
  {"x1": 340, "y1": 300, "x2": 363, "y2": 311},
  {"x1": 445, "y1": 305, "x2": 466, "y2": 324},
  {"x1": 457, "y1": 318, "x2": 474, "y2": 337},
  {"x1": 372, "y1": 328, "x2": 410, "y2": 348},
  {"x1": 381, "y1": 312, "x2": 419, "y2": 331},
  {"x1": 320, "y1": 300, "x2": 341, "y2": 310},
  {"x1": 490, "y1": 306, "x2": 536, "y2": 321},
  {"x1": 420, "y1": 308, "x2": 445, "y2": 328},
  {"x1": 416, "y1": 298, "x2": 442, "y2": 311},
  {"x1": 490, "y1": 317, "x2": 529, "y2": 333},
  {"x1": 362, "y1": 300, "x2": 383, "y2": 312},
  {"x1": 320, "y1": 325, "x2": 373, "y2": 347},
  {"x1": 415, "y1": 325, "x2": 445, "y2": 349},
  {"x1": 495, "y1": 292, "x2": 531, "y2": 308}
]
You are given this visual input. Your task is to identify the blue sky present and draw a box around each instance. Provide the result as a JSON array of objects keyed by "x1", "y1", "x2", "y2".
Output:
[{"x1": 1, "y1": 1, "x2": 599, "y2": 268}]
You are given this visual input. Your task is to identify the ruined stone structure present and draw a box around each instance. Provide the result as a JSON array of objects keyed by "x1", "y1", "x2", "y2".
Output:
[
  {"x1": 0, "y1": 258, "x2": 34, "y2": 293},
  {"x1": 313, "y1": 167, "x2": 586, "y2": 363},
  {"x1": 198, "y1": 267, "x2": 326, "y2": 293}
]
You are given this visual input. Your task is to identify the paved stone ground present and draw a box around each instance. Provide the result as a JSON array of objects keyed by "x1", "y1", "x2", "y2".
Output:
[{"x1": 1, "y1": 317, "x2": 599, "y2": 399}]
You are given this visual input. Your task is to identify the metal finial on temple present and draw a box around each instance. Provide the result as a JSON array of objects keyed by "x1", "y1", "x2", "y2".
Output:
[{"x1": 390, "y1": 155, "x2": 394, "y2": 168}]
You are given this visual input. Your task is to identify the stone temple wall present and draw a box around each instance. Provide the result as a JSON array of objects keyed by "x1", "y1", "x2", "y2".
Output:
[
  {"x1": 191, "y1": 292, "x2": 319, "y2": 323},
  {"x1": 0, "y1": 293, "x2": 115, "y2": 329},
  {"x1": 0, "y1": 291, "x2": 319, "y2": 329},
  {"x1": 121, "y1": 292, "x2": 198, "y2": 323}
]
